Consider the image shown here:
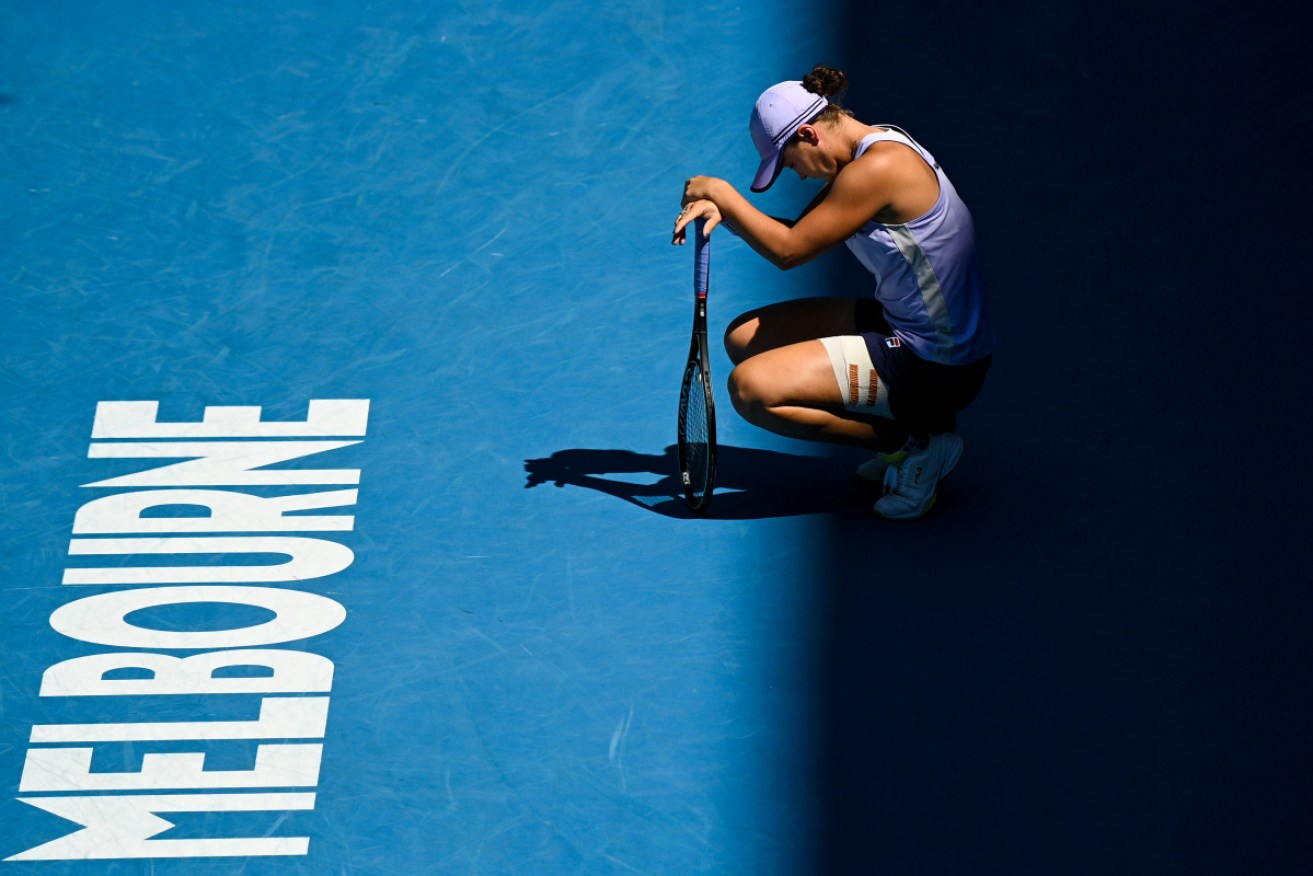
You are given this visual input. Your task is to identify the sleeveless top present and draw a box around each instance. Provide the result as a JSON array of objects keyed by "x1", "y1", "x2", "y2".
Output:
[{"x1": 844, "y1": 126, "x2": 995, "y2": 366}]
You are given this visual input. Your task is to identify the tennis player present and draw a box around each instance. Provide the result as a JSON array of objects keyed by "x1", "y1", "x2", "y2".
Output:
[{"x1": 672, "y1": 65, "x2": 994, "y2": 519}]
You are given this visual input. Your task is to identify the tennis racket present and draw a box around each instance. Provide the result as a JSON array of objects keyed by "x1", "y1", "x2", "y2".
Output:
[{"x1": 676, "y1": 218, "x2": 716, "y2": 512}]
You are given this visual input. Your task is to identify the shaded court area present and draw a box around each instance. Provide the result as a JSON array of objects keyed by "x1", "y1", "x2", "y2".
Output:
[
  {"x1": 3, "y1": 1, "x2": 1310, "y2": 874},
  {"x1": 817, "y1": 1, "x2": 1311, "y2": 873}
]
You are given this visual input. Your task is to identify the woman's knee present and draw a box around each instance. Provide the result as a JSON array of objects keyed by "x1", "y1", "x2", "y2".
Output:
[
  {"x1": 727, "y1": 369, "x2": 756, "y2": 422},
  {"x1": 729, "y1": 340, "x2": 845, "y2": 419},
  {"x1": 726, "y1": 359, "x2": 773, "y2": 421}
]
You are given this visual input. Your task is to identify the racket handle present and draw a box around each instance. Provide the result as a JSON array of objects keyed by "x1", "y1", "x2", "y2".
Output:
[{"x1": 693, "y1": 218, "x2": 710, "y2": 299}]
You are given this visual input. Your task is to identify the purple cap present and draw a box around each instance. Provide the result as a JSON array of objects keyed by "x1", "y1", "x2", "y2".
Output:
[{"x1": 748, "y1": 81, "x2": 828, "y2": 192}]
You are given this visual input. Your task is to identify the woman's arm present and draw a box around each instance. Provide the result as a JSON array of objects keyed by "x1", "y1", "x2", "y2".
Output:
[{"x1": 675, "y1": 158, "x2": 893, "y2": 270}]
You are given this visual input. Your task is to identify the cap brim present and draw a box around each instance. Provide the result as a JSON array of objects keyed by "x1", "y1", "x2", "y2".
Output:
[{"x1": 750, "y1": 151, "x2": 783, "y2": 193}]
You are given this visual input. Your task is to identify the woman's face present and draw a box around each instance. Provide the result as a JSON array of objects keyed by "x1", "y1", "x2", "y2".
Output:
[{"x1": 781, "y1": 125, "x2": 832, "y2": 183}]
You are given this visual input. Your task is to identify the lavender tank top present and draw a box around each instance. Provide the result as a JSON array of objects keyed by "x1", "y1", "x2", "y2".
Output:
[{"x1": 845, "y1": 126, "x2": 995, "y2": 365}]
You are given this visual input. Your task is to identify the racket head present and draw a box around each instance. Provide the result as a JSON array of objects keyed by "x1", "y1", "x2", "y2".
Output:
[{"x1": 677, "y1": 348, "x2": 716, "y2": 512}]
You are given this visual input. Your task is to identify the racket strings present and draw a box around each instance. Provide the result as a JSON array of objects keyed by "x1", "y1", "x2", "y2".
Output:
[{"x1": 679, "y1": 363, "x2": 713, "y2": 502}]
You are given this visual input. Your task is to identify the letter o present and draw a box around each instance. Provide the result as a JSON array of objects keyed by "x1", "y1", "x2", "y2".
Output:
[{"x1": 49, "y1": 586, "x2": 347, "y2": 649}]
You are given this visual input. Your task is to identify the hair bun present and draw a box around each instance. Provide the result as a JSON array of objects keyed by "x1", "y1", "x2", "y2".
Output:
[{"x1": 802, "y1": 65, "x2": 847, "y2": 99}]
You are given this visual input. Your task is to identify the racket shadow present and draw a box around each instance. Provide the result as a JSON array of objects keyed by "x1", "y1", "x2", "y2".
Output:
[{"x1": 524, "y1": 445, "x2": 872, "y2": 519}]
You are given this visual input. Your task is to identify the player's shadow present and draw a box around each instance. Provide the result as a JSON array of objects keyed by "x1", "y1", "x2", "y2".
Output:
[{"x1": 524, "y1": 445, "x2": 872, "y2": 519}]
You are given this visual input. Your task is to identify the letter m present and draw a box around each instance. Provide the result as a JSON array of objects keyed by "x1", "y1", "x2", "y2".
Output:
[{"x1": 6, "y1": 793, "x2": 315, "y2": 860}]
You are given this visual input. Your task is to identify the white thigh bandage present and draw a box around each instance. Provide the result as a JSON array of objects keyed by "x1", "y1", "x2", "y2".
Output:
[{"x1": 820, "y1": 336, "x2": 893, "y2": 418}]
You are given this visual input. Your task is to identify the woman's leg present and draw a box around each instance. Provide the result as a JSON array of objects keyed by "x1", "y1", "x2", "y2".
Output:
[
  {"x1": 728, "y1": 338, "x2": 908, "y2": 451},
  {"x1": 724, "y1": 297, "x2": 863, "y2": 364}
]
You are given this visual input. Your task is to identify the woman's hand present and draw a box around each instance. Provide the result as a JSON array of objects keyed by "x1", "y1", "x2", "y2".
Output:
[
  {"x1": 681, "y1": 175, "x2": 729, "y2": 204},
  {"x1": 672, "y1": 198, "x2": 722, "y2": 245},
  {"x1": 673, "y1": 176, "x2": 735, "y2": 243}
]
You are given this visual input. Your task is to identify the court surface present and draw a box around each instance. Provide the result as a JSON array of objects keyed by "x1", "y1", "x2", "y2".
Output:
[{"x1": 2, "y1": 1, "x2": 1308, "y2": 874}]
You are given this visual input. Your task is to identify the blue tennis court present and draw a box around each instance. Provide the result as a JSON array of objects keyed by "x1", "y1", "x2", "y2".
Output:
[{"x1": 3, "y1": 1, "x2": 1308, "y2": 873}]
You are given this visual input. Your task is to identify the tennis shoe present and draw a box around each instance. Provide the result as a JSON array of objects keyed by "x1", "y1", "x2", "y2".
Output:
[
  {"x1": 872, "y1": 433, "x2": 964, "y2": 520},
  {"x1": 855, "y1": 450, "x2": 905, "y2": 483}
]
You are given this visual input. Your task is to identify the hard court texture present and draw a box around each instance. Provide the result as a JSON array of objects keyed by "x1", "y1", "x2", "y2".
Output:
[{"x1": 1, "y1": 1, "x2": 1308, "y2": 874}]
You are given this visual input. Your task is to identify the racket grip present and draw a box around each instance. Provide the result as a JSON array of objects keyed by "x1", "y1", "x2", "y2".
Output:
[{"x1": 693, "y1": 218, "x2": 710, "y2": 298}]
